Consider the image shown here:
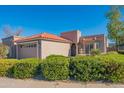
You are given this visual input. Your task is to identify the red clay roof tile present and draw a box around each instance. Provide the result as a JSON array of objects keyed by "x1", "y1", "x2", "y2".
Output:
[{"x1": 14, "y1": 33, "x2": 71, "y2": 43}]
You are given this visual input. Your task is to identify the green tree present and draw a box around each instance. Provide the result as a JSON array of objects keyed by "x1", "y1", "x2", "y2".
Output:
[
  {"x1": 0, "y1": 43, "x2": 8, "y2": 59},
  {"x1": 106, "y1": 6, "x2": 124, "y2": 51}
]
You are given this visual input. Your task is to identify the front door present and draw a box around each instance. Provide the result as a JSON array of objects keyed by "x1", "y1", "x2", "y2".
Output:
[{"x1": 71, "y1": 43, "x2": 76, "y2": 56}]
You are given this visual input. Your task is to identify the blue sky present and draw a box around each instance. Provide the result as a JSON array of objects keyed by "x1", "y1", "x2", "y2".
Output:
[{"x1": 0, "y1": 5, "x2": 110, "y2": 39}]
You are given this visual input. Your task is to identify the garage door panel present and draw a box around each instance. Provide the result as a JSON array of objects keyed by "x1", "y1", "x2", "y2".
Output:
[{"x1": 19, "y1": 46, "x2": 37, "y2": 59}]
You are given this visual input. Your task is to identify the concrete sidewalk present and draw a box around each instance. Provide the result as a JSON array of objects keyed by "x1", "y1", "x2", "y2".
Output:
[{"x1": 0, "y1": 77, "x2": 124, "y2": 88}]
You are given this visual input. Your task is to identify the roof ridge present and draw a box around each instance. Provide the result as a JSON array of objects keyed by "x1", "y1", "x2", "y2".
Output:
[
  {"x1": 14, "y1": 32, "x2": 72, "y2": 43},
  {"x1": 40, "y1": 33, "x2": 70, "y2": 40}
]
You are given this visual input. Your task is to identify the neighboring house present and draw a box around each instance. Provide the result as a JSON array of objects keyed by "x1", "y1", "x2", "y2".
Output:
[
  {"x1": 61, "y1": 30, "x2": 107, "y2": 56},
  {"x1": 2, "y1": 30, "x2": 108, "y2": 59},
  {"x1": 2, "y1": 36, "x2": 22, "y2": 58},
  {"x1": 78, "y1": 34, "x2": 107, "y2": 55}
]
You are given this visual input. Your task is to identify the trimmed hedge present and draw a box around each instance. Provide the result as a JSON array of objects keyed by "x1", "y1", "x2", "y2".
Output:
[
  {"x1": 11, "y1": 58, "x2": 41, "y2": 79},
  {"x1": 69, "y1": 56, "x2": 105, "y2": 81},
  {"x1": 46, "y1": 55, "x2": 67, "y2": 59},
  {"x1": 40, "y1": 56, "x2": 69, "y2": 80},
  {"x1": 0, "y1": 59, "x2": 19, "y2": 77},
  {"x1": 12, "y1": 62, "x2": 39, "y2": 79},
  {"x1": 103, "y1": 61, "x2": 124, "y2": 83},
  {"x1": 20, "y1": 58, "x2": 41, "y2": 63},
  {"x1": 69, "y1": 54, "x2": 124, "y2": 83},
  {"x1": 0, "y1": 58, "x2": 41, "y2": 79},
  {"x1": 0, "y1": 54, "x2": 124, "y2": 83},
  {"x1": 98, "y1": 54, "x2": 124, "y2": 83}
]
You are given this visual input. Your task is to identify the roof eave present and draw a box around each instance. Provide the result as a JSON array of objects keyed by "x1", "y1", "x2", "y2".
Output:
[{"x1": 14, "y1": 38, "x2": 72, "y2": 44}]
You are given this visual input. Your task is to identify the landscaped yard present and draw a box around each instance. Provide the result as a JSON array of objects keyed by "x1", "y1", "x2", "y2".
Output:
[{"x1": 0, "y1": 52, "x2": 124, "y2": 87}]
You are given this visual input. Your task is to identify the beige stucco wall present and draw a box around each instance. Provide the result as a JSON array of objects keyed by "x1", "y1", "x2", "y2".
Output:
[
  {"x1": 41, "y1": 40, "x2": 71, "y2": 59},
  {"x1": 61, "y1": 30, "x2": 81, "y2": 43}
]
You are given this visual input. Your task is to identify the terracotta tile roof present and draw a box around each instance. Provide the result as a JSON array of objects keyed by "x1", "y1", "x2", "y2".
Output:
[{"x1": 14, "y1": 33, "x2": 71, "y2": 43}]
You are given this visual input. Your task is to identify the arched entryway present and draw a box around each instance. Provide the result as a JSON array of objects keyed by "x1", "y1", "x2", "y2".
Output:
[{"x1": 71, "y1": 43, "x2": 76, "y2": 56}]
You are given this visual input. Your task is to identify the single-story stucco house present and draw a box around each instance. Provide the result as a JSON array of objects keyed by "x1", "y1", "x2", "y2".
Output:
[{"x1": 2, "y1": 30, "x2": 108, "y2": 59}]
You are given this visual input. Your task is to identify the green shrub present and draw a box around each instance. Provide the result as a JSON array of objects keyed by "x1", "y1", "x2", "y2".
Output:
[
  {"x1": 98, "y1": 54, "x2": 124, "y2": 83},
  {"x1": 40, "y1": 56, "x2": 69, "y2": 80},
  {"x1": 46, "y1": 55, "x2": 67, "y2": 59},
  {"x1": 0, "y1": 58, "x2": 41, "y2": 79},
  {"x1": 0, "y1": 44, "x2": 9, "y2": 59},
  {"x1": 69, "y1": 56, "x2": 105, "y2": 81},
  {"x1": 0, "y1": 54, "x2": 124, "y2": 83},
  {"x1": 11, "y1": 58, "x2": 41, "y2": 79},
  {"x1": 99, "y1": 53, "x2": 124, "y2": 63},
  {"x1": 107, "y1": 51, "x2": 118, "y2": 55},
  {"x1": 91, "y1": 49, "x2": 101, "y2": 56},
  {"x1": 0, "y1": 59, "x2": 18, "y2": 76},
  {"x1": 20, "y1": 58, "x2": 41, "y2": 63},
  {"x1": 70, "y1": 54, "x2": 124, "y2": 83},
  {"x1": 103, "y1": 62, "x2": 124, "y2": 83},
  {"x1": 12, "y1": 62, "x2": 39, "y2": 79}
]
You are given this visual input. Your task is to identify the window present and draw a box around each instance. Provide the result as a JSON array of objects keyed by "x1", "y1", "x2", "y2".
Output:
[
  {"x1": 19, "y1": 43, "x2": 37, "y2": 48},
  {"x1": 96, "y1": 42, "x2": 100, "y2": 49},
  {"x1": 85, "y1": 43, "x2": 94, "y2": 54}
]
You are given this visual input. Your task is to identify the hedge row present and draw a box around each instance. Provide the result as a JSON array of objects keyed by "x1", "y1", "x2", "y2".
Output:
[
  {"x1": 0, "y1": 54, "x2": 124, "y2": 83},
  {"x1": 0, "y1": 58, "x2": 40, "y2": 78},
  {"x1": 69, "y1": 56, "x2": 105, "y2": 81},
  {"x1": 70, "y1": 55, "x2": 124, "y2": 83},
  {"x1": 40, "y1": 55, "x2": 69, "y2": 80}
]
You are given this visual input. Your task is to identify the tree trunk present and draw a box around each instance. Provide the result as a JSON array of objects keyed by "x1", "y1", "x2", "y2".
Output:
[{"x1": 115, "y1": 38, "x2": 118, "y2": 52}]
